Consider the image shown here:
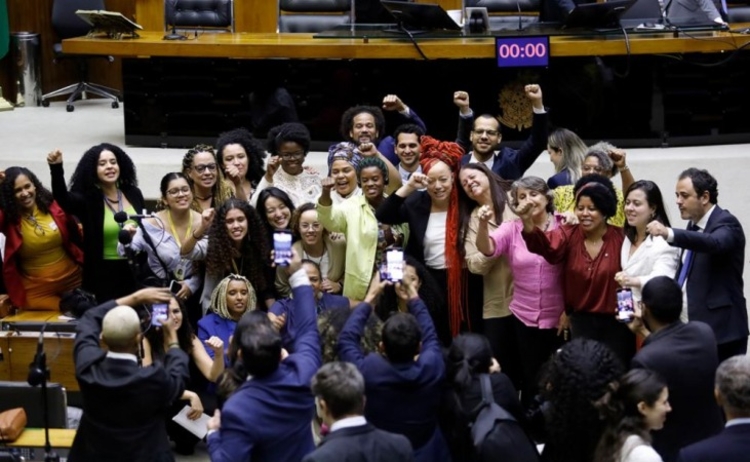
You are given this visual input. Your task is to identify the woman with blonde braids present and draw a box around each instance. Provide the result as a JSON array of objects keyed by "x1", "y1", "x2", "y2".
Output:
[
  {"x1": 181, "y1": 144, "x2": 234, "y2": 212},
  {"x1": 197, "y1": 274, "x2": 257, "y2": 362},
  {"x1": 376, "y1": 135, "x2": 465, "y2": 345}
]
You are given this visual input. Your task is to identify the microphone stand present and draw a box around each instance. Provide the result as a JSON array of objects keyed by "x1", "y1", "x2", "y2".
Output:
[
  {"x1": 40, "y1": 364, "x2": 59, "y2": 462},
  {"x1": 163, "y1": 24, "x2": 187, "y2": 41}
]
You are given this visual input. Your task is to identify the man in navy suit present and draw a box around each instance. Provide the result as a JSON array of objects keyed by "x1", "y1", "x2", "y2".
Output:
[
  {"x1": 453, "y1": 84, "x2": 548, "y2": 181},
  {"x1": 677, "y1": 355, "x2": 750, "y2": 462},
  {"x1": 206, "y1": 250, "x2": 321, "y2": 461},
  {"x1": 70, "y1": 287, "x2": 188, "y2": 462},
  {"x1": 628, "y1": 276, "x2": 723, "y2": 462},
  {"x1": 302, "y1": 361, "x2": 414, "y2": 462},
  {"x1": 647, "y1": 168, "x2": 748, "y2": 362},
  {"x1": 338, "y1": 275, "x2": 450, "y2": 462}
]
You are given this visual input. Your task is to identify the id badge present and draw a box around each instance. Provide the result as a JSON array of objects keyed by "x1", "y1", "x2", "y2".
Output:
[{"x1": 174, "y1": 259, "x2": 189, "y2": 281}]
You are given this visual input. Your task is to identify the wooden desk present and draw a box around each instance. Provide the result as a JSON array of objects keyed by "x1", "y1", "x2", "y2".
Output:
[
  {"x1": 7, "y1": 428, "x2": 76, "y2": 448},
  {"x1": 62, "y1": 29, "x2": 750, "y2": 59}
]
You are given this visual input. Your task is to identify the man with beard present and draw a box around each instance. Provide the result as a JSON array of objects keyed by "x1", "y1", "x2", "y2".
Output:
[
  {"x1": 454, "y1": 84, "x2": 548, "y2": 181},
  {"x1": 393, "y1": 124, "x2": 425, "y2": 183}
]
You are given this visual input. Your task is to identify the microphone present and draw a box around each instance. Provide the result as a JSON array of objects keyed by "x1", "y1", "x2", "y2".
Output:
[
  {"x1": 114, "y1": 211, "x2": 155, "y2": 224},
  {"x1": 118, "y1": 228, "x2": 133, "y2": 246},
  {"x1": 28, "y1": 324, "x2": 48, "y2": 387}
]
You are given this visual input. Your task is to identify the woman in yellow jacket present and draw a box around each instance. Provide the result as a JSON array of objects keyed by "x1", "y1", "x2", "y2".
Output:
[{"x1": 317, "y1": 153, "x2": 408, "y2": 301}]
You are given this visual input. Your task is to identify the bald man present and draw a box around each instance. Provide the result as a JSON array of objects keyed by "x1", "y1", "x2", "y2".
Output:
[{"x1": 69, "y1": 288, "x2": 190, "y2": 462}]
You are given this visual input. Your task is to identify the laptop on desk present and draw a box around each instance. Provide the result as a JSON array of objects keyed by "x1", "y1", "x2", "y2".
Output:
[
  {"x1": 619, "y1": 0, "x2": 664, "y2": 29},
  {"x1": 562, "y1": 0, "x2": 638, "y2": 29},
  {"x1": 380, "y1": 1, "x2": 463, "y2": 33}
]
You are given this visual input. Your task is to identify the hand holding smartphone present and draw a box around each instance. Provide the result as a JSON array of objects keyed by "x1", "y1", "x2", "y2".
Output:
[
  {"x1": 379, "y1": 248, "x2": 404, "y2": 283},
  {"x1": 616, "y1": 288, "x2": 635, "y2": 323},
  {"x1": 151, "y1": 303, "x2": 168, "y2": 327},
  {"x1": 273, "y1": 230, "x2": 293, "y2": 267}
]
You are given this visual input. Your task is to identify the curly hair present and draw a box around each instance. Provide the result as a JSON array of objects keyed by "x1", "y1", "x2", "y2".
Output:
[
  {"x1": 339, "y1": 105, "x2": 385, "y2": 142},
  {"x1": 215, "y1": 128, "x2": 267, "y2": 185},
  {"x1": 69, "y1": 143, "x2": 138, "y2": 195},
  {"x1": 540, "y1": 338, "x2": 625, "y2": 462},
  {"x1": 181, "y1": 144, "x2": 234, "y2": 211},
  {"x1": 0, "y1": 167, "x2": 55, "y2": 224},
  {"x1": 574, "y1": 174, "x2": 618, "y2": 219},
  {"x1": 585, "y1": 142, "x2": 619, "y2": 177},
  {"x1": 357, "y1": 156, "x2": 390, "y2": 185},
  {"x1": 318, "y1": 305, "x2": 382, "y2": 364},
  {"x1": 206, "y1": 198, "x2": 270, "y2": 295},
  {"x1": 256, "y1": 187, "x2": 296, "y2": 239},
  {"x1": 266, "y1": 122, "x2": 311, "y2": 156},
  {"x1": 209, "y1": 274, "x2": 258, "y2": 320},
  {"x1": 594, "y1": 369, "x2": 668, "y2": 462},
  {"x1": 456, "y1": 163, "x2": 512, "y2": 260},
  {"x1": 145, "y1": 298, "x2": 195, "y2": 363}
]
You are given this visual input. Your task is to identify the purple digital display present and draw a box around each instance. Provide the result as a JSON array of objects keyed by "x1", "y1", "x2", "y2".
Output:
[{"x1": 495, "y1": 36, "x2": 550, "y2": 68}]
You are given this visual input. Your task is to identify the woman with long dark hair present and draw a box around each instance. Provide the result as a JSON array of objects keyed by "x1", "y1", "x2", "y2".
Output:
[
  {"x1": 256, "y1": 187, "x2": 296, "y2": 240},
  {"x1": 143, "y1": 296, "x2": 224, "y2": 455},
  {"x1": 615, "y1": 180, "x2": 679, "y2": 305},
  {"x1": 595, "y1": 369, "x2": 670, "y2": 462},
  {"x1": 47, "y1": 144, "x2": 144, "y2": 302},
  {"x1": 0, "y1": 167, "x2": 83, "y2": 310},
  {"x1": 215, "y1": 128, "x2": 267, "y2": 202},
  {"x1": 181, "y1": 144, "x2": 234, "y2": 212},
  {"x1": 181, "y1": 198, "x2": 273, "y2": 310}
]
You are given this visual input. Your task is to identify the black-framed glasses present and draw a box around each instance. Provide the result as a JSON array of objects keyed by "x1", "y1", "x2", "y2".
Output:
[
  {"x1": 167, "y1": 186, "x2": 191, "y2": 197},
  {"x1": 278, "y1": 151, "x2": 305, "y2": 160},
  {"x1": 193, "y1": 163, "x2": 217, "y2": 173}
]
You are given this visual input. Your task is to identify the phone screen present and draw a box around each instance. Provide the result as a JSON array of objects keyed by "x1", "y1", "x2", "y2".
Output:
[
  {"x1": 273, "y1": 231, "x2": 293, "y2": 267},
  {"x1": 616, "y1": 288, "x2": 634, "y2": 323},
  {"x1": 385, "y1": 248, "x2": 404, "y2": 282},
  {"x1": 169, "y1": 280, "x2": 181, "y2": 295},
  {"x1": 151, "y1": 303, "x2": 168, "y2": 327}
]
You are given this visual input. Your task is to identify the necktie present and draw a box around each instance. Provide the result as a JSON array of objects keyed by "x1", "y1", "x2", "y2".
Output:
[{"x1": 676, "y1": 223, "x2": 699, "y2": 286}]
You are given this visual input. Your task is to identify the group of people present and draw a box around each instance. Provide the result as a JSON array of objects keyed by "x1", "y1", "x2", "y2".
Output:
[{"x1": 0, "y1": 86, "x2": 747, "y2": 462}]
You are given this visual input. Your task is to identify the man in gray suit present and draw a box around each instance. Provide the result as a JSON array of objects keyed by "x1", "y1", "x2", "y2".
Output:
[{"x1": 665, "y1": 0, "x2": 726, "y2": 25}]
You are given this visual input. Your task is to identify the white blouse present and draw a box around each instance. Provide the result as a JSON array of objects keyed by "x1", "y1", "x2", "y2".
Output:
[{"x1": 423, "y1": 211, "x2": 447, "y2": 269}]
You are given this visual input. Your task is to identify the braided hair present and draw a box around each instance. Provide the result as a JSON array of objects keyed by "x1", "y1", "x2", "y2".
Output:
[
  {"x1": 209, "y1": 274, "x2": 257, "y2": 320},
  {"x1": 181, "y1": 144, "x2": 234, "y2": 211}
]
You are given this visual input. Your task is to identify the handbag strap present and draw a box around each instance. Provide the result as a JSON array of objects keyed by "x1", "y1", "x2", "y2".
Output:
[
  {"x1": 470, "y1": 373, "x2": 496, "y2": 416},
  {"x1": 139, "y1": 221, "x2": 174, "y2": 279}
]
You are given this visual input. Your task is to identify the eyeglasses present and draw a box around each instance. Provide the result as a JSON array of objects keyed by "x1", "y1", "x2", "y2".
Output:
[
  {"x1": 193, "y1": 163, "x2": 217, "y2": 173},
  {"x1": 278, "y1": 151, "x2": 305, "y2": 160},
  {"x1": 167, "y1": 186, "x2": 191, "y2": 197},
  {"x1": 473, "y1": 129, "x2": 499, "y2": 137},
  {"x1": 300, "y1": 222, "x2": 322, "y2": 231}
]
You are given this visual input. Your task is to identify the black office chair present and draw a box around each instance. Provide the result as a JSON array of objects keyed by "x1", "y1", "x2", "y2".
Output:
[
  {"x1": 165, "y1": 0, "x2": 234, "y2": 32},
  {"x1": 277, "y1": 0, "x2": 352, "y2": 33},
  {"x1": 41, "y1": 0, "x2": 120, "y2": 112}
]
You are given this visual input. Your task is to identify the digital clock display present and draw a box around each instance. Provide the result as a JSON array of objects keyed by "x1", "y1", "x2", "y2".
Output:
[{"x1": 495, "y1": 36, "x2": 550, "y2": 68}]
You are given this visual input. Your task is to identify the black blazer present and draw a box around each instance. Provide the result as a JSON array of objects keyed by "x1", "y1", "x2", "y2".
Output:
[
  {"x1": 672, "y1": 205, "x2": 749, "y2": 345},
  {"x1": 631, "y1": 321, "x2": 723, "y2": 462},
  {"x1": 302, "y1": 423, "x2": 414, "y2": 462},
  {"x1": 677, "y1": 423, "x2": 750, "y2": 462},
  {"x1": 376, "y1": 191, "x2": 433, "y2": 265},
  {"x1": 70, "y1": 301, "x2": 190, "y2": 462},
  {"x1": 456, "y1": 110, "x2": 548, "y2": 181},
  {"x1": 50, "y1": 162, "x2": 145, "y2": 300}
]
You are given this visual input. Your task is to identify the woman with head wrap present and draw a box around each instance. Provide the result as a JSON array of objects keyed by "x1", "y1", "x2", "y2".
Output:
[
  {"x1": 376, "y1": 136, "x2": 465, "y2": 345},
  {"x1": 325, "y1": 141, "x2": 402, "y2": 205},
  {"x1": 317, "y1": 155, "x2": 408, "y2": 301}
]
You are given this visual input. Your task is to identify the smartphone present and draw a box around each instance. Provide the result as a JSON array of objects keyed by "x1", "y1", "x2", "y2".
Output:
[
  {"x1": 169, "y1": 280, "x2": 181, "y2": 295},
  {"x1": 616, "y1": 288, "x2": 635, "y2": 323},
  {"x1": 151, "y1": 303, "x2": 168, "y2": 327},
  {"x1": 273, "y1": 230, "x2": 293, "y2": 267},
  {"x1": 384, "y1": 248, "x2": 404, "y2": 283}
]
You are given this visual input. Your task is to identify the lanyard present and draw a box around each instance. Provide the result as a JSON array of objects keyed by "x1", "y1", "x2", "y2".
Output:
[
  {"x1": 167, "y1": 211, "x2": 192, "y2": 247},
  {"x1": 103, "y1": 189, "x2": 123, "y2": 215}
]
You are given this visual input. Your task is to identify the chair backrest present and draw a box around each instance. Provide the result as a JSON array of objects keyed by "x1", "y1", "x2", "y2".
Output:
[
  {"x1": 0, "y1": 381, "x2": 68, "y2": 428},
  {"x1": 278, "y1": 0, "x2": 352, "y2": 33},
  {"x1": 165, "y1": 0, "x2": 234, "y2": 30},
  {"x1": 51, "y1": 0, "x2": 105, "y2": 41}
]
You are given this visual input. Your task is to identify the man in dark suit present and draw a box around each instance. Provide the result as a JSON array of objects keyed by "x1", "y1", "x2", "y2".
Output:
[
  {"x1": 678, "y1": 355, "x2": 750, "y2": 462},
  {"x1": 647, "y1": 167, "x2": 748, "y2": 362},
  {"x1": 628, "y1": 276, "x2": 723, "y2": 462},
  {"x1": 207, "y1": 250, "x2": 322, "y2": 461},
  {"x1": 70, "y1": 287, "x2": 188, "y2": 462},
  {"x1": 453, "y1": 84, "x2": 548, "y2": 181},
  {"x1": 302, "y1": 361, "x2": 414, "y2": 462},
  {"x1": 339, "y1": 274, "x2": 450, "y2": 462}
]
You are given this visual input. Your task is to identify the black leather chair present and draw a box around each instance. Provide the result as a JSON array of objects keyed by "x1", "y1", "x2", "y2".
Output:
[
  {"x1": 466, "y1": 0, "x2": 541, "y2": 29},
  {"x1": 278, "y1": 0, "x2": 352, "y2": 33},
  {"x1": 41, "y1": 0, "x2": 120, "y2": 112},
  {"x1": 165, "y1": 0, "x2": 234, "y2": 32}
]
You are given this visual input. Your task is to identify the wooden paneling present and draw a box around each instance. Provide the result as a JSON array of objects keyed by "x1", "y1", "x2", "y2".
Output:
[
  {"x1": 63, "y1": 29, "x2": 750, "y2": 59},
  {"x1": 5, "y1": 333, "x2": 77, "y2": 391},
  {"x1": 237, "y1": 0, "x2": 278, "y2": 33},
  {"x1": 0, "y1": 0, "x2": 134, "y2": 103},
  {"x1": 135, "y1": 0, "x2": 163, "y2": 31},
  {"x1": 421, "y1": 0, "x2": 463, "y2": 10}
]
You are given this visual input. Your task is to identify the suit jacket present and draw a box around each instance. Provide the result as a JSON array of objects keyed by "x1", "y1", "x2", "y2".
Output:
[
  {"x1": 666, "y1": 0, "x2": 722, "y2": 22},
  {"x1": 197, "y1": 312, "x2": 236, "y2": 362},
  {"x1": 378, "y1": 108, "x2": 426, "y2": 167},
  {"x1": 375, "y1": 191, "x2": 432, "y2": 265},
  {"x1": 631, "y1": 321, "x2": 723, "y2": 462},
  {"x1": 456, "y1": 110, "x2": 548, "y2": 181},
  {"x1": 207, "y1": 284, "x2": 321, "y2": 462},
  {"x1": 270, "y1": 292, "x2": 351, "y2": 350},
  {"x1": 620, "y1": 235, "x2": 680, "y2": 303},
  {"x1": 338, "y1": 298, "x2": 450, "y2": 462},
  {"x1": 50, "y1": 162, "x2": 145, "y2": 300},
  {"x1": 671, "y1": 205, "x2": 748, "y2": 345},
  {"x1": 677, "y1": 422, "x2": 750, "y2": 462},
  {"x1": 302, "y1": 423, "x2": 414, "y2": 462},
  {"x1": 70, "y1": 301, "x2": 190, "y2": 462}
]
